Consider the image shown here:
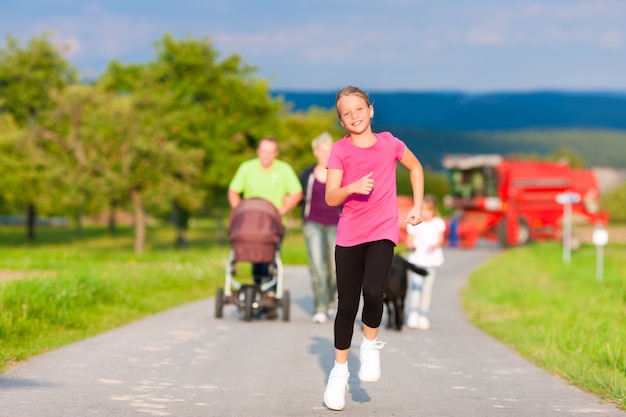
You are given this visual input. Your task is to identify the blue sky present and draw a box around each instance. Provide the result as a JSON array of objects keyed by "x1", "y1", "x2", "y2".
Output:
[{"x1": 2, "y1": 0, "x2": 625, "y2": 92}]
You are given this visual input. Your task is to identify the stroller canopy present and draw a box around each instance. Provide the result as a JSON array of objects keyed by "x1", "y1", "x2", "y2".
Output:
[{"x1": 228, "y1": 198, "x2": 284, "y2": 263}]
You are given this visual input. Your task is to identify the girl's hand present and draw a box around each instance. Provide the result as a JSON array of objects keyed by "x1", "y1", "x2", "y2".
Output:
[
  {"x1": 405, "y1": 207, "x2": 422, "y2": 226},
  {"x1": 350, "y1": 172, "x2": 375, "y2": 195}
]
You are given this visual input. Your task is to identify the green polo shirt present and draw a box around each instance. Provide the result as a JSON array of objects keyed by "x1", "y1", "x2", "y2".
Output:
[{"x1": 229, "y1": 158, "x2": 302, "y2": 210}]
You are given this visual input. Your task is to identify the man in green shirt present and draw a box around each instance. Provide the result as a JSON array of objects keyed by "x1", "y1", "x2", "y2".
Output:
[{"x1": 227, "y1": 137, "x2": 303, "y2": 286}]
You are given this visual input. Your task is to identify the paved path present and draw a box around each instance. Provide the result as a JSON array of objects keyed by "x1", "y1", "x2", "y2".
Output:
[{"x1": 0, "y1": 247, "x2": 623, "y2": 416}]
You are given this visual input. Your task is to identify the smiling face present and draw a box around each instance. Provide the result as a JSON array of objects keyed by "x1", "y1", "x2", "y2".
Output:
[{"x1": 336, "y1": 94, "x2": 374, "y2": 135}]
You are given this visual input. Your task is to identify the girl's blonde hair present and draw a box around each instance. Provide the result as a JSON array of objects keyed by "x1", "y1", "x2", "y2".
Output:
[
  {"x1": 423, "y1": 194, "x2": 440, "y2": 216},
  {"x1": 335, "y1": 86, "x2": 371, "y2": 115}
]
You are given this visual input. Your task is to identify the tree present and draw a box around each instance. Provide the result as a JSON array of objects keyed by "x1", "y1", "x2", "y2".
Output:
[
  {"x1": 516, "y1": 147, "x2": 587, "y2": 169},
  {"x1": 0, "y1": 114, "x2": 26, "y2": 213},
  {"x1": 601, "y1": 183, "x2": 626, "y2": 223},
  {"x1": 37, "y1": 84, "x2": 111, "y2": 232},
  {"x1": 0, "y1": 33, "x2": 77, "y2": 239},
  {"x1": 0, "y1": 34, "x2": 77, "y2": 125},
  {"x1": 144, "y1": 34, "x2": 285, "y2": 201},
  {"x1": 99, "y1": 34, "x2": 288, "y2": 249},
  {"x1": 277, "y1": 106, "x2": 344, "y2": 174},
  {"x1": 83, "y1": 91, "x2": 204, "y2": 253},
  {"x1": 547, "y1": 147, "x2": 586, "y2": 169}
]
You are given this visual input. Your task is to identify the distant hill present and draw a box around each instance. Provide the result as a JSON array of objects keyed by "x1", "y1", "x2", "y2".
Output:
[
  {"x1": 273, "y1": 90, "x2": 626, "y2": 169},
  {"x1": 376, "y1": 127, "x2": 626, "y2": 170},
  {"x1": 273, "y1": 90, "x2": 626, "y2": 131}
]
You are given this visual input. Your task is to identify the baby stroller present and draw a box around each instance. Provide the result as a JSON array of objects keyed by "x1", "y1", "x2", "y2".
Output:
[{"x1": 214, "y1": 198, "x2": 290, "y2": 321}]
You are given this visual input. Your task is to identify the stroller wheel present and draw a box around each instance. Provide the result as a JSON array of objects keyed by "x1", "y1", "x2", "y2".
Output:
[
  {"x1": 215, "y1": 287, "x2": 224, "y2": 319},
  {"x1": 281, "y1": 289, "x2": 290, "y2": 322},
  {"x1": 243, "y1": 286, "x2": 256, "y2": 322}
]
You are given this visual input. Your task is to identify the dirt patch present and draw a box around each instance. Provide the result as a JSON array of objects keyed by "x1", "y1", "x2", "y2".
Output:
[
  {"x1": 574, "y1": 224, "x2": 626, "y2": 244},
  {"x1": 0, "y1": 269, "x2": 55, "y2": 282}
]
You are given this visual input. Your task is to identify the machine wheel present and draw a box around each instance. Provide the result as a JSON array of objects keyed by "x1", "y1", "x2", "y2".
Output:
[
  {"x1": 243, "y1": 286, "x2": 255, "y2": 322},
  {"x1": 497, "y1": 216, "x2": 531, "y2": 247},
  {"x1": 496, "y1": 220, "x2": 509, "y2": 247},
  {"x1": 517, "y1": 217, "x2": 531, "y2": 245},
  {"x1": 281, "y1": 290, "x2": 291, "y2": 322},
  {"x1": 215, "y1": 287, "x2": 224, "y2": 319}
]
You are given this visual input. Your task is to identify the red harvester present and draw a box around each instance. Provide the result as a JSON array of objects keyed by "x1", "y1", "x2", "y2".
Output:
[{"x1": 442, "y1": 154, "x2": 607, "y2": 248}]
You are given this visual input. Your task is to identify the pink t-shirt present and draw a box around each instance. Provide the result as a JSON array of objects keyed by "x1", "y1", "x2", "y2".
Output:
[{"x1": 327, "y1": 131, "x2": 406, "y2": 247}]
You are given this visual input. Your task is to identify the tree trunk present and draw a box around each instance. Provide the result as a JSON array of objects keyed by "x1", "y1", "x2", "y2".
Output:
[
  {"x1": 75, "y1": 206, "x2": 83, "y2": 235},
  {"x1": 172, "y1": 201, "x2": 189, "y2": 249},
  {"x1": 26, "y1": 204, "x2": 36, "y2": 241},
  {"x1": 108, "y1": 200, "x2": 117, "y2": 235},
  {"x1": 215, "y1": 209, "x2": 227, "y2": 246},
  {"x1": 131, "y1": 190, "x2": 146, "y2": 254}
]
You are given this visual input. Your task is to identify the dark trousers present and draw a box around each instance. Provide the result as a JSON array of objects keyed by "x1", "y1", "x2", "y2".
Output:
[
  {"x1": 252, "y1": 263, "x2": 270, "y2": 284},
  {"x1": 252, "y1": 240, "x2": 282, "y2": 288},
  {"x1": 333, "y1": 239, "x2": 394, "y2": 350}
]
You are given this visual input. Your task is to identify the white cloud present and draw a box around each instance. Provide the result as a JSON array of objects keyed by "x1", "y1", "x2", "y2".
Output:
[
  {"x1": 599, "y1": 27, "x2": 624, "y2": 49},
  {"x1": 465, "y1": 28, "x2": 506, "y2": 46},
  {"x1": 515, "y1": 0, "x2": 626, "y2": 48},
  {"x1": 59, "y1": 36, "x2": 81, "y2": 57}
]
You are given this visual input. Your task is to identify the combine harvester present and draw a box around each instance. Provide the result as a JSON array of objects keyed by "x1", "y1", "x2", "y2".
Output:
[{"x1": 440, "y1": 154, "x2": 607, "y2": 248}]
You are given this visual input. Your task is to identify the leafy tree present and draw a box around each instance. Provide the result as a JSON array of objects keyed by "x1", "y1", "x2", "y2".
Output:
[
  {"x1": 37, "y1": 84, "x2": 112, "y2": 232},
  {"x1": 512, "y1": 147, "x2": 586, "y2": 169},
  {"x1": 0, "y1": 114, "x2": 25, "y2": 213},
  {"x1": 0, "y1": 116, "x2": 63, "y2": 238},
  {"x1": 100, "y1": 35, "x2": 285, "y2": 216},
  {"x1": 83, "y1": 90, "x2": 204, "y2": 253},
  {"x1": 0, "y1": 34, "x2": 77, "y2": 125},
  {"x1": 397, "y1": 168, "x2": 450, "y2": 213},
  {"x1": 601, "y1": 183, "x2": 626, "y2": 223},
  {"x1": 0, "y1": 33, "x2": 77, "y2": 239},
  {"x1": 278, "y1": 106, "x2": 344, "y2": 174},
  {"x1": 546, "y1": 147, "x2": 586, "y2": 169}
]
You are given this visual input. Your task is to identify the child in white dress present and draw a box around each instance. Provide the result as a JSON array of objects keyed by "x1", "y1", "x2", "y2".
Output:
[{"x1": 406, "y1": 195, "x2": 446, "y2": 330}]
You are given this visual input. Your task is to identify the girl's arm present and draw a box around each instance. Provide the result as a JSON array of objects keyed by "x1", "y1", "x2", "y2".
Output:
[
  {"x1": 400, "y1": 147, "x2": 424, "y2": 225},
  {"x1": 325, "y1": 168, "x2": 374, "y2": 206}
]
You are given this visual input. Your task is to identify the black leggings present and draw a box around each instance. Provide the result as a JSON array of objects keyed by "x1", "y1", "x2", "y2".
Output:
[{"x1": 334, "y1": 239, "x2": 395, "y2": 350}]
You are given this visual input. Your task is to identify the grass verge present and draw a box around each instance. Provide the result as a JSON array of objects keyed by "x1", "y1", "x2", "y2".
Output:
[
  {"x1": 0, "y1": 222, "x2": 306, "y2": 373},
  {"x1": 462, "y1": 241, "x2": 626, "y2": 410}
]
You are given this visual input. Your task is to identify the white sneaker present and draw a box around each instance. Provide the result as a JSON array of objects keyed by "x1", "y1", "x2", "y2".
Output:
[
  {"x1": 312, "y1": 312, "x2": 328, "y2": 324},
  {"x1": 407, "y1": 312, "x2": 419, "y2": 329},
  {"x1": 359, "y1": 340, "x2": 385, "y2": 382},
  {"x1": 417, "y1": 315, "x2": 430, "y2": 330},
  {"x1": 324, "y1": 367, "x2": 349, "y2": 411}
]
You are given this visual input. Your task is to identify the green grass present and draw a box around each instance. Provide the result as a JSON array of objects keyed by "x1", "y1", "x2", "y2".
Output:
[
  {"x1": 462, "y1": 241, "x2": 626, "y2": 410},
  {"x1": 0, "y1": 222, "x2": 306, "y2": 372}
]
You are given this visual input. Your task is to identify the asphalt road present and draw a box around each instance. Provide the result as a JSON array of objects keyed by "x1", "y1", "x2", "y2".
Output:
[{"x1": 0, "y1": 246, "x2": 623, "y2": 417}]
